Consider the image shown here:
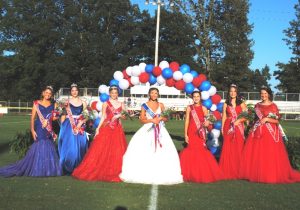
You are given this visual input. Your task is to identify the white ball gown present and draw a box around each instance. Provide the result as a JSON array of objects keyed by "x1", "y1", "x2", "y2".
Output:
[{"x1": 120, "y1": 104, "x2": 183, "y2": 185}]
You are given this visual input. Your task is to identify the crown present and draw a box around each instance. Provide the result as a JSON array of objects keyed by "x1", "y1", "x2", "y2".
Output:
[{"x1": 71, "y1": 83, "x2": 77, "y2": 88}]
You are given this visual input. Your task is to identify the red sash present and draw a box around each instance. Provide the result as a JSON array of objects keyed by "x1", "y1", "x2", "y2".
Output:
[
  {"x1": 227, "y1": 105, "x2": 245, "y2": 139},
  {"x1": 66, "y1": 101, "x2": 84, "y2": 135},
  {"x1": 105, "y1": 101, "x2": 121, "y2": 128},
  {"x1": 190, "y1": 105, "x2": 206, "y2": 141}
]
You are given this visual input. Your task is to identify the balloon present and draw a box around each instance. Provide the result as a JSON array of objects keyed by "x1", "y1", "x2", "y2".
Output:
[
  {"x1": 202, "y1": 98, "x2": 213, "y2": 109},
  {"x1": 149, "y1": 74, "x2": 157, "y2": 85},
  {"x1": 166, "y1": 78, "x2": 176, "y2": 87},
  {"x1": 109, "y1": 79, "x2": 119, "y2": 87},
  {"x1": 190, "y1": 70, "x2": 198, "y2": 78},
  {"x1": 93, "y1": 117, "x2": 101, "y2": 128},
  {"x1": 91, "y1": 101, "x2": 98, "y2": 110},
  {"x1": 175, "y1": 80, "x2": 185, "y2": 90},
  {"x1": 214, "y1": 120, "x2": 222, "y2": 130},
  {"x1": 162, "y1": 68, "x2": 173, "y2": 79},
  {"x1": 100, "y1": 93, "x2": 109, "y2": 102},
  {"x1": 157, "y1": 75, "x2": 166, "y2": 85},
  {"x1": 126, "y1": 78, "x2": 133, "y2": 87},
  {"x1": 213, "y1": 110, "x2": 222, "y2": 120},
  {"x1": 130, "y1": 76, "x2": 140, "y2": 85},
  {"x1": 211, "y1": 128, "x2": 221, "y2": 138},
  {"x1": 126, "y1": 66, "x2": 133, "y2": 76},
  {"x1": 198, "y1": 74, "x2": 207, "y2": 82},
  {"x1": 139, "y1": 62, "x2": 147, "y2": 72},
  {"x1": 113, "y1": 71, "x2": 124, "y2": 81},
  {"x1": 185, "y1": 83, "x2": 195, "y2": 94},
  {"x1": 139, "y1": 72, "x2": 150, "y2": 83},
  {"x1": 159, "y1": 60, "x2": 169, "y2": 70},
  {"x1": 132, "y1": 65, "x2": 141, "y2": 77},
  {"x1": 145, "y1": 64, "x2": 154, "y2": 73},
  {"x1": 169, "y1": 61, "x2": 180, "y2": 71},
  {"x1": 208, "y1": 86, "x2": 217, "y2": 96},
  {"x1": 98, "y1": 84, "x2": 108, "y2": 94},
  {"x1": 180, "y1": 64, "x2": 190, "y2": 74},
  {"x1": 209, "y1": 146, "x2": 219, "y2": 155},
  {"x1": 211, "y1": 94, "x2": 222, "y2": 104},
  {"x1": 200, "y1": 81, "x2": 211, "y2": 91},
  {"x1": 96, "y1": 101, "x2": 103, "y2": 112},
  {"x1": 210, "y1": 104, "x2": 217, "y2": 111},
  {"x1": 122, "y1": 70, "x2": 129, "y2": 79},
  {"x1": 173, "y1": 71, "x2": 183, "y2": 81},
  {"x1": 217, "y1": 102, "x2": 224, "y2": 113},
  {"x1": 201, "y1": 91, "x2": 210, "y2": 100},
  {"x1": 183, "y1": 73, "x2": 193, "y2": 83},
  {"x1": 192, "y1": 77, "x2": 202, "y2": 87},
  {"x1": 152, "y1": 66, "x2": 162, "y2": 76},
  {"x1": 119, "y1": 79, "x2": 130, "y2": 90}
]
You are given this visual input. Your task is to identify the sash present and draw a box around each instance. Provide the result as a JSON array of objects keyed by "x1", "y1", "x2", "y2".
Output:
[
  {"x1": 254, "y1": 106, "x2": 279, "y2": 142},
  {"x1": 142, "y1": 103, "x2": 162, "y2": 152},
  {"x1": 34, "y1": 101, "x2": 57, "y2": 140},
  {"x1": 105, "y1": 101, "x2": 121, "y2": 128},
  {"x1": 66, "y1": 101, "x2": 84, "y2": 135},
  {"x1": 190, "y1": 105, "x2": 206, "y2": 141},
  {"x1": 227, "y1": 105, "x2": 245, "y2": 139}
]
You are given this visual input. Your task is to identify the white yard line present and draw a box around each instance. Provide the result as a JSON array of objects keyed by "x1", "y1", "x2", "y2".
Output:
[{"x1": 148, "y1": 185, "x2": 159, "y2": 210}]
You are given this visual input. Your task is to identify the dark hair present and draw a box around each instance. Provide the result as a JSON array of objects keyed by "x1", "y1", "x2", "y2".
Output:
[
  {"x1": 70, "y1": 83, "x2": 79, "y2": 92},
  {"x1": 109, "y1": 85, "x2": 119, "y2": 93},
  {"x1": 41, "y1": 86, "x2": 54, "y2": 99},
  {"x1": 191, "y1": 90, "x2": 201, "y2": 98},
  {"x1": 260, "y1": 86, "x2": 273, "y2": 101},
  {"x1": 225, "y1": 84, "x2": 242, "y2": 106},
  {"x1": 148, "y1": 87, "x2": 159, "y2": 101}
]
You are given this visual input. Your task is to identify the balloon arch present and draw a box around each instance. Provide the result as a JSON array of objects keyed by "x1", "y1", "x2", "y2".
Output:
[{"x1": 94, "y1": 61, "x2": 224, "y2": 154}]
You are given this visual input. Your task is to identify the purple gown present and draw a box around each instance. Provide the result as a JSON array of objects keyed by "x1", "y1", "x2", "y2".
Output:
[{"x1": 0, "y1": 103, "x2": 62, "y2": 177}]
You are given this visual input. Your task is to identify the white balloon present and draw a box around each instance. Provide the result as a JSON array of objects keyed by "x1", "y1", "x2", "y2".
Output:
[
  {"x1": 98, "y1": 84, "x2": 108, "y2": 94},
  {"x1": 119, "y1": 79, "x2": 130, "y2": 90},
  {"x1": 92, "y1": 110, "x2": 99, "y2": 119},
  {"x1": 113, "y1": 71, "x2": 124, "y2": 81},
  {"x1": 211, "y1": 129, "x2": 221, "y2": 138},
  {"x1": 183, "y1": 73, "x2": 193, "y2": 83},
  {"x1": 210, "y1": 104, "x2": 217, "y2": 111},
  {"x1": 126, "y1": 66, "x2": 133, "y2": 76},
  {"x1": 173, "y1": 71, "x2": 183, "y2": 81},
  {"x1": 130, "y1": 76, "x2": 140, "y2": 85},
  {"x1": 208, "y1": 86, "x2": 217, "y2": 96},
  {"x1": 211, "y1": 138, "x2": 220, "y2": 147},
  {"x1": 132, "y1": 65, "x2": 141, "y2": 76},
  {"x1": 139, "y1": 62, "x2": 147, "y2": 72},
  {"x1": 96, "y1": 101, "x2": 103, "y2": 112},
  {"x1": 159, "y1": 60, "x2": 169, "y2": 70},
  {"x1": 201, "y1": 91, "x2": 210, "y2": 100},
  {"x1": 157, "y1": 75, "x2": 166, "y2": 85}
]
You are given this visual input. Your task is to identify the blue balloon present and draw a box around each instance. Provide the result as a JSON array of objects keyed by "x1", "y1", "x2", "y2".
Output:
[
  {"x1": 180, "y1": 64, "x2": 190, "y2": 74},
  {"x1": 109, "y1": 79, "x2": 119, "y2": 87},
  {"x1": 190, "y1": 70, "x2": 198, "y2": 78},
  {"x1": 209, "y1": 146, "x2": 219, "y2": 155},
  {"x1": 217, "y1": 102, "x2": 224, "y2": 113},
  {"x1": 93, "y1": 117, "x2": 101, "y2": 128},
  {"x1": 214, "y1": 120, "x2": 222, "y2": 130},
  {"x1": 184, "y1": 83, "x2": 195, "y2": 94},
  {"x1": 145, "y1": 64, "x2": 154, "y2": 73},
  {"x1": 149, "y1": 74, "x2": 157, "y2": 85},
  {"x1": 202, "y1": 98, "x2": 212, "y2": 109},
  {"x1": 199, "y1": 80, "x2": 211, "y2": 91},
  {"x1": 100, "y1": 93, "x2": 109, "y2": 102},
  {"x1": 162, "y1": 68, "x2": 173, "y2": 79}
]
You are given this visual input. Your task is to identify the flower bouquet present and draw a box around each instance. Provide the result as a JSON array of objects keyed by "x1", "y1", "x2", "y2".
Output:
[
  {"x1": 160, "y1": 107, "x2": 176, "y2": 119},
  {"x1": 205, "y1": 112, "x2": 217, "y2": 124}
]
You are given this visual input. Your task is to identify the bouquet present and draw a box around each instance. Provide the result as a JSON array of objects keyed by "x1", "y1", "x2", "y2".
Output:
[
  {"x1": 81, "y1": 106, "x2": 96, "y2": 121},
  {"x1": 237, "y1": 103, "x2": 256, "y2": 123},
  {"x1": 205, "y1": 112, "x2": 217, "y2": 123},
  {"x1": 55, "y1": 98, "x2": 68, "y2": 116},
  {"x1": 160, "y1": 107, "x2": 176, "y2": 119}
]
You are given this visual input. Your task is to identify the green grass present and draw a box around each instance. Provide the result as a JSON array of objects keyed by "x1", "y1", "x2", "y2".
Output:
[{"x1": 1, "y1": 115, "x2": 300, "y2": 210}]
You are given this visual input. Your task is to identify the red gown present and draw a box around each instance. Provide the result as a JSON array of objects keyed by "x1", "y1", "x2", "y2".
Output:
[
  {"x1": 219, "y1": 104, "x2": 245, "y2": 179},
  {"x1": 179, "y1": 105, "x2": 223, "y2": 183},
  {"x1": 240, "y1": 103, "x2": 300, "y2": 183},
  {"x1": 72, "y1": 101, "x2": 127, "y2": 182}
]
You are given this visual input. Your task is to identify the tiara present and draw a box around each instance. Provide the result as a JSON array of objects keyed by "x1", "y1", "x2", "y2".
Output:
[
  {"x1": 46, "y1": 85, "x2": 53, "y2": 91},
  {"x1": 71, "y1": 83, "x2": 77, "y2": 88},
  {"x1": 230, "y1": 84, "x2": 237, "y2": 87},
  {"x1": 261, "y1": 85, "x2": 267, "y2": 88}
]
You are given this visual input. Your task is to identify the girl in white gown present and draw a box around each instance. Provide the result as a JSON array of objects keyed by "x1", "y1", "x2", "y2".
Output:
[{"x1": 120, "y1": 87, "x2": 183, "y2": 185}]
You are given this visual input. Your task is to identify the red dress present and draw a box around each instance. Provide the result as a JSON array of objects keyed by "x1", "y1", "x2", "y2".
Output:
[
  {"x1": 219, "y1": 104, "x2": 245, "y2": 179},
  {"x1": 179, "y1": 105, "x2": 223, "y2": 183},
  {"x1": 240, "y1": 103, "x2": 300, "y2": 183},
  {"x1": 72, "y1": 101, "x2": 127, "y2": 182}
]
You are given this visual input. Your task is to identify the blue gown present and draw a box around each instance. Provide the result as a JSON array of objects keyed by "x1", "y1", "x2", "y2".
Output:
[
  {"x1": 0, "y1": 104, "x2": 62, "y2": 177},
  {"x1": 58, "y1": 103, "x2": 88, "y2": 174}
]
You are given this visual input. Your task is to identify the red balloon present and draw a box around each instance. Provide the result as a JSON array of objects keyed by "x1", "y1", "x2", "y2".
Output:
[
  {"x1": 175, "y1": 80, "x2": 185, "y2": 90},
  {"x1": 169, "y1": 61, "x2": 180, "y2": 72},
  {"x1": 166, "y1": 78, "x2": 176, "y2": 87},
  {"x1": 91, "y1": 101, "x2": 98, "y2": 110},
  {"x1": 152, "y1": 66, "x2": 162, "y2": 76},
  {"x1": 213, "y1": 110, "x2": 222, "y2": 120},
  {"x1": 126, "y1": 78, "x2": 133, "y2": 87},
  {"x1": 211, "y1": 94, "x2": 222, "y2": 104},
  {"x1": 198, "y1": 74, "x2": 207, "y2": 82},
  {"x1": 192, "y1": 77, "x2": 202, "y2": 87},
  {"x1": 122, "y1": 69, "x2": 129, "y2": 79},
  {"x1": 139, "y1": 72, "x2": 150, "y2": 83}
]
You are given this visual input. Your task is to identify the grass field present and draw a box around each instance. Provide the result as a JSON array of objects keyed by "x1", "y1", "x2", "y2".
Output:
[{"x1": 1, "y1": 115, "x2": 300, "y2": 210}]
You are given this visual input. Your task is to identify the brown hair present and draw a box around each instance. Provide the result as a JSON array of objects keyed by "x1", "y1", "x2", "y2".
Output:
[
  {"x1": 148, "y1": 87, "x2": 159, "y2": 101},
  {"x1": 260, "y1": 86, "x2": 273, "y2": 101}
]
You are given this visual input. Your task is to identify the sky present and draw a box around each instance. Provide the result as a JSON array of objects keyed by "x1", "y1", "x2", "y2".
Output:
[{"x1": 131, "y1": 0, "x2": 298, "y2": 91}]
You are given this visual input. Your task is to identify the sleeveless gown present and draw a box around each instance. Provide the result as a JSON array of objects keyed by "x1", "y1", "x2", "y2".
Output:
[
  {"x1": 120, "y1": 105, "x2": 183, "y2": 185},
  {"x1": 58, "y1": 103, "x2": 88, "y2": 174},
  {"x1": 219, "y1": 104, "x2": 245, "y2": 179},
  {"x1": 240, "y1": 103, "x2": 300, "y2": 183},
  {"x1": 0, "y1": 103, "x2": 61, "y2": 177},
  {"x1": 72, "y1": 101, "x2": 127, "y2": 181},
  {"x1": 179, "y1": 105, "x2": 223, "y2": 183}
]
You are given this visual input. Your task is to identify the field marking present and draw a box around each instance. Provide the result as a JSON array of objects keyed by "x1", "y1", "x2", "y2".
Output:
[{"x1": 148, "y1": 185, "x2": 159, "y2": 210}]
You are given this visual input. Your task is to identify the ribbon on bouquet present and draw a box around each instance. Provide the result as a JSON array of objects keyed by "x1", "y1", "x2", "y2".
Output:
[
  {"x1": 66, "y1": 101, "x2": 84, "y2": 135},
  {"x1": 190, "y1": 105, "x2": 206, "y2": 147},
  {"x1": 142, "y1": 103, "x2": 162, "y2": 152},
  {"x1": 34, "y1": 101, "x2": 57, "y2": 140},
  {"x1": 227, "y1": 106, "x2": 245, "y2": 140}
]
